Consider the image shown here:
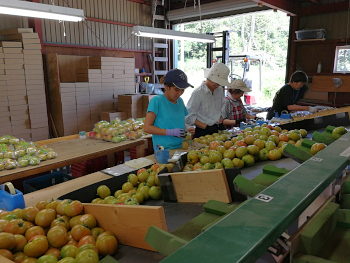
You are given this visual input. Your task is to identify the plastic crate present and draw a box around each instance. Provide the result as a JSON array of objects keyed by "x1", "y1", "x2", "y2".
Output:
[
  {"x1": 23, "y1": 172, "x2": 74, "y2": 194},
  {"x1": 71, "y1": 156, "x2": 108, "y2": 178},
  {"x1": 115, "y1": 151, "x2": 125, "y2": 165},
  {"x1": 130, "y1": 147, "x2": 150, "y2": 160},
  {"x1": 295, "y1": 29, "x2": 325, "y2": 40}
]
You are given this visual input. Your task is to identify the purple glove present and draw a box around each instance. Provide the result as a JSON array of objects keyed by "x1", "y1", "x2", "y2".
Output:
[{"x1": 166, "y1": 129, "x2": 186, "y2": 138}]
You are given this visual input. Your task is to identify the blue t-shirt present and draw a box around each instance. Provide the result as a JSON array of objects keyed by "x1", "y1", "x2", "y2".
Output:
[{"x1": 147, "y1": 94, "x2": 188, "y2": 150}]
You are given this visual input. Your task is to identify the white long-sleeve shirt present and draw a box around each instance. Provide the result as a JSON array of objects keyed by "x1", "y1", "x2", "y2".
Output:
[{"x1": 185, "y1": 82, "x2": 224, "y2": 126}]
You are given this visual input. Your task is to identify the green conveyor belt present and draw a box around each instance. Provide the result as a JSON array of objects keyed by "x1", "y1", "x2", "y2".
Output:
[{"x1": 161, "y1": 132, "x2": 350, "y2": 263}]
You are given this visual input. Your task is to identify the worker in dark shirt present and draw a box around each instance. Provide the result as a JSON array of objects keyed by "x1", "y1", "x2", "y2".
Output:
[{"x1": 266, "y1": 71, "x2": 317, "y2": 120}]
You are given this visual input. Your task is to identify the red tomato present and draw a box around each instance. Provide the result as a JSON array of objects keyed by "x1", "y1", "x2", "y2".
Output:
[
  {"x1": 137, "y1": 168, "x2": 147, "y2": 176},
  {"x1": 23, "y1": 235, "x2": 49, "y2": 258},
  {"x1": 35, "y1": 209, "x2": 56, "y2": 228},
  {"x1": 79, "y1": 214, "x2": 97, "y2": 229},
  {"x1": 45, "y1": 200, "x2": 60, "y2": 211},
  {"x1": 12, "y1": 252, "x2": 27, "y2": 263},
  {"x1": 71, "y1": 224, "x2": 91, "y2": 241},
  {"x1": 12, "y1": 234, "x2": 27, "y2": 253},
  {"x1": 91, "y1": 227, "x2": 104, "y2": 240},
  {"x1": 56, "y1": 199, "x2": 70, "y2": 216},
  {"x1": 69, "y1": 215, "x2": 82, "y2": 229},
  {"x1": 0, "y1": 249, "x2": 13, "y2": 260},
  {"x1": 25, "y1": 226, "x2": 46, "y2": 241},
  {"x1": 60, "y1": 244, "x2": 78, "y2": 258},
  {"x1": 51, "y1": 218, "x2": 69, "y2": 230},
  {"x1": 44, "y1": 247, "x2": 61, "y2": 259},
  {"x1": 23, "y1": 221, "x2": 35, "y2": 230},
  {"x1": 36, "y1": 200, "x2": 48, "y2": 211},
  {"x1": 0, "y1": 219, "x2": 8, "y2": 231},
  {"x1": 22, "y1": 258, "x2": 38, "y2": 263},
  {"x1": 151, "y1": 164, "x2": 159, "y2": 172},
  {"x1": 96, "y1": 235, "x2": 118, "y2": 255},
  {"x1": 96, "y1": 231, "x2": 115, "y2": 241},
  {"x1": 75, "y1": 244, "x2": 98, "y2": 256},
  {"x1": 78, "y1": 235, "x2": 95, "y2": 247},
  {"x1": 47, "y1": 226, "x2": 68, "y2": 248},
  {"x1": 64, "y1": 201, "x2": 83, "y2": 217},
  {"x1": 22, "y1": 206, "x2": 39, "y2": 223},
  {"x1": 75, "y1": 249, "x2": 99, "y2": 263},
  {"x1": 5, "y1": 219, "x2": 27, "y2": 235}
]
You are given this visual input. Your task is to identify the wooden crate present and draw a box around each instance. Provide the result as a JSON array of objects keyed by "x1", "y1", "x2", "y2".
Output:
[
  {"x1": 83, "y1": 203, "x2": 167, "y2": 251},
  {"x1": 170, "y1": 169, "x2": 232, "y2": 203}
]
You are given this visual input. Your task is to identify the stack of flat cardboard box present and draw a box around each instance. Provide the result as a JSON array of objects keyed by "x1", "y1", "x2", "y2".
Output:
[
  {"x1": 0, "y1": 28, "x2": 49, "y2": 141},
  {"x1": 117, "y1": 94, "x2": 144, "y2": 119},
  {"x1": 76, "y1": 82, "x2": 91, "y2": 132},
  {"x1": 142, "y1": 95, "x2": 157, "y2": 116},
  {"x1": 60, "y1": 83, "x2": 78, "y2": 136}
]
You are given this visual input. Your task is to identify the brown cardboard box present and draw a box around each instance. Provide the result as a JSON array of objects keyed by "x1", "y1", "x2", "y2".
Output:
[
  {"x1": 8, "y1": 95, "x2": 27, "y2": 101},
  {"x1": 7, "y1": 80, "x2": 25, "y2": 86},
  {"x1": 0, "y1": 80, "x2": 6, "y2": 86},
  {"x1": 5, "y1": 59, "x2": 24, "y2": 65},
  {"x1": 5, "y1": 69, "x2": 24, "y2": 75},
  {"x1": 23, "y1": 44, "x2": 41, "y2": 50},
  {"x1": 5, "y1": 75, "x2": 25, "y2": 80},
  {"x1": 28, "y1": 93, "x2": 46, "y2": 102},
  {"x1": 11, "y1": 109, "x2": 29, "y2": 116},
  {"x1": 29, "y1": 107, "x2": 46, "y2": 115},
  {"x1": 24, "y1": 60, "x2": 42, "y2": 65},
  {"x1": 0, "y1": 28, "x2": 33, "y2": 35},
  {"x1": 25, "y1": 69, "x2": 43, "y2": 75},
  {"x1": 26, "y1": 80, "x2": 44, "y2": 86},
  {"x1": 0, "y1": 42, "x2": 22, "y2": 48},
  {"x1": 9, "y1": 104, "x2": 28, "y2": 112},
  {"x1": 3, "y1": 48, "x2": 23, "y2": 54},
  {"x1": 8, "y1": 99, "x2": 27, "y2": 106},
  {"x1": 4, "y1": 53, "x2": 23, "y2": 59},
  {"x1": 118, "y1": 94, "x2": 143, "y2": 103},
  {"x1": 27, "y1": 89, "x2": 45, "y2": 96},
  {"x1": 10, "y1": 114, "x2": 29, "y2": 121},
  {"x1": 22, "y1": 38, "x2": 40, "y2": 44},
  {"x1": 11, "y1": 118, "x2": 30, "y2": 126},
  {"x1": 4, "y1": 64, "x2": 24, "y2": 70},
  {"x1": 0, "y1": 58, "x2": 4, "y2": 64},
  {"x1": 30, "y1": 112, "x2": 47, "y2": 120},
  {"x1": 28, "y1": 102, "x2": 47, "y2": 111},
  {"x1": 23, "y1": 49, "x2": 41, "y2": 55},
  {"x1": 100, "y1": 111, "x2": 127, "y2": 122},
  {"x1": 5, "y1": 33, "x2": 39, "y2": 40},
  {"x1": 25, "y1": 75, "x2": 43, "y2": 80},
  {"x1": 7, "y1": 89, "x2": 26, "y2": 96},
  {"x1": 24, "y1": 64, "x2": 43, "y2": 70},
  {"x1": 31, "y1": 122, "x2": 48, "y2": 129},
  {"x1": 0, "y1": 110, "x2": 10, "y2": 117},
  {"x1": 0, "y1": 54, "x2": 3, "y2": 59}
]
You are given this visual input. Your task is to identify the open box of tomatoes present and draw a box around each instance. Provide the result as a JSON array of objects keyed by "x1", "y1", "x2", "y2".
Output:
[{"x1": 0, "y1": 199, "x2": 118, "y2": 263}]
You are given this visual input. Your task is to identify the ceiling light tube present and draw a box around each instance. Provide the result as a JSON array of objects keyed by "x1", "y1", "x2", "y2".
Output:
[
  {"x1": 132, "y1": 26, "x2": 215, "y2": 43},
  {"x1": 0, "y1": 0, "x2": 85, "y2": 22}
]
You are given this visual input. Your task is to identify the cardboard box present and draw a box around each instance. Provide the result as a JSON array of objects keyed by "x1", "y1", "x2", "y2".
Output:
[
  {"x1": 29, "y1": 107, "x2": 46, "y2": 115},
  {"x1": 25, "y1": 69, "x2": 43, "y2": 75},
  {"x1": 11, "y1": 109, "x2": 29, "y2": 116},
  {"x1": 0, "y1": 28, "x2": 34, "y2": 35},
  {"x1": 31, "y1": 127, "x2": 49, "y2": 135},
  {"x1": 31, "y1": 122, "x2": 48, "y2": 129},
  {"x1": 11, "y1": 118, "x2": 30, "y2": 126},
  {"x1": 10, "y1": 114, "x2": 29, "y2": 122},
  {"x1": 7, "y1": 89, "x2": 26, "y2": 97},
  {"x1": 75, "y1": 83, "x2": 89, "y2": 88},
  {"x1": 23, "y1": 44, "x2": 41, "y2": 50},
  {"x1": 26, "y1": 80, "x2": 44, "y2": 86},
  {"x1": 22, "y1": 38, "x2": 40, "y2": 44},
  {"x1": 0, "y1": 42, "x2": 22, "y2": 48},
  {"x1": 24, "y1": 64, "x2": 43, "y2": 70},
  {"x1": 27, "y1": 89, "x2": 45, "y2": 96},
  {"x1": 0, "y1": 53, "x2": 4, "y2": 59},
  {"x1": 4, "y1": 64, "x2": 24, "y2": 70},
  {"x1": 5, "y1": 69, "x2": 24, "y2": 75},
  {"x1": 30, "y1": 114, "x2": 48, "y2": 123},
  {"x1": 9, "y1": 104, "x2": 28, "y2": 112},
  {"x1": 7, "y1": 80, "x2": 25, "y2": 86},
  {"x1": 0, "y1": 59, "x2": 4, "y2": 64},
  {"x1": 5, "y1": 33, "x2": 39, "y2": 40},
  {"x1": 5, "y1": 59, "x2": 24, "y2": 65},
  {"x1": 8, "y1": 95, "x2": 27, "y2": 101},
  {"x1": 23, "y1": 49, "x2": 41, "y2": 55},
  {"x1": 28, "y1": 102, "x2": 46, "y2": 110},
  {"x1": 24, "y1": 60, "x2": 42, "y2": 65},
  {"x1": 3, "y1": 48, "x2": 23, "y2": 54},
  {"x1": 27, "y1": 93, "x2": 46, "y2": 102},
  {"x1": 8, "y1": 99, "x2": 27, "y2": 106},
  {"x1": 25, "y1": 75, "x2": 43, "y2": 80},
  {"x1": 0, "y1": 110, "x2": 10, "y2": 117}
]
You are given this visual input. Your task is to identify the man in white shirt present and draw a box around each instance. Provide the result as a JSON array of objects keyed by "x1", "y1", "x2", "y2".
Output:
[{"x1": 185, "y1": 63, "x2": 231, "y2": 138}]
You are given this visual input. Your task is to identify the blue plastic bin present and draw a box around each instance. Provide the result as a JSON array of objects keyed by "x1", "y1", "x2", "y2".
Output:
[{"x1": 23, "y1": 172, "x2": 74, "y2": 194}]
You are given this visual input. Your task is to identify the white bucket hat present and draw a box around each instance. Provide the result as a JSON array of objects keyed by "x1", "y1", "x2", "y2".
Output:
[
  {"x1": 230, "y1": 79, "x2": 251, "y2": 92},
  {"x1": 205, "y1": 63, "x2": 231, "y2": 86}
]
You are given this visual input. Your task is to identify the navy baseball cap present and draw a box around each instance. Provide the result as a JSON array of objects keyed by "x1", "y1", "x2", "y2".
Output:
[{"x1": 164, "y1": 69, "x2": 194, "y2": 89}]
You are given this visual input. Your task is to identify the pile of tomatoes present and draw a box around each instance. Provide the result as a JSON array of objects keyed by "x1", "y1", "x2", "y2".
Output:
[{"x1": 0, "y1": 199, "x2": 118, "y2": 263}]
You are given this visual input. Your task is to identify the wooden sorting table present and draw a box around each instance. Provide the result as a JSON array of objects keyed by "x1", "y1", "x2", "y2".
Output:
[{"x1": 0, "y1": 135, "x2": 148, "y2": 184}]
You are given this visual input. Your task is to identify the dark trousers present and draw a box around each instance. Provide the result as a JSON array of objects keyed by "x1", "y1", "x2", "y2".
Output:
[
  {"x1": 266, "y1": 108, "x2": 275, "y2": 120},
  {"x1": 194, "y1": 124, "x2": 225, "y2": 138}
]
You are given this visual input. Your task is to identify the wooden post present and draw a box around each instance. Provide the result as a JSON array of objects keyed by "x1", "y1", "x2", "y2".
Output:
[{"x1": 135, "y1": 139, "x2": 146, "y2": 158}]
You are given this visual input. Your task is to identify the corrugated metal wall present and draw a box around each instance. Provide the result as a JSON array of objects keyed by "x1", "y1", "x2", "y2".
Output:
[
  {"x1": 0, "y1": 16, "x2": 28, "y2": 40},
  {"x1": 40, "y1": 0, "x2": 153, "y2": 50},
  {"x1": 299, "y1": 10, "x2": 350, "y2": 40}
]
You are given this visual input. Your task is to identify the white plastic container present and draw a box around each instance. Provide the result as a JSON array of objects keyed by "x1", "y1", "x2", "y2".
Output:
[{"x1": 317, "y1": 62, "x2": 322, "y2": 73}]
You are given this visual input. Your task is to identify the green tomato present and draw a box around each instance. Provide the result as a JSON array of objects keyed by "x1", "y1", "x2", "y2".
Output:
[
  {"x1": 58, "y1": 258, "x2": 76, "y2": 263},
  {"x1": 149, "y1": 186, "x2": 162, "y2": 200},
  {"x1": 75, "y1": 249, "x2": 99, "y2": 263},
  {"x1": 18, "y1": 159, "x2": 29, "y2": 167},
  {"x1": 37, "y1": 255, "x2": 58, "y2": 263},
  {"x1": 60, "y1": 245, "x2": 78, "y2": 258},
  {"x1": 97, "y1": 185, "x2": 111, "y2": 198}
]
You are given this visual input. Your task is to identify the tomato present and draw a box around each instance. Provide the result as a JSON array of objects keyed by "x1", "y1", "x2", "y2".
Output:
[
  {"x1": 25, "y1": 226, "x2": 45, "y2": 241},
  {"x1": 35, "y1": 209, "x2": 56, "y2": 228},
  {"x1": 79, "y1": 214, "x2": 96, "y2": 229},
  {"x1": 45, "y1": 200, "x2": 60, "y2": 211},
  {"x1": 5, "y1": 219, "x2": 27, "y2": 235},
  {"x1": 97, "y1": 185, "x2": 111, "y2": 199},
  {"x1": 76, "y1": 244, "x2": 98, "y2": 256},
  {"x1": 10, "y1": 209, "x2": 23, "y2": 220},
  {"x1": 122, "y1": 182, "x2": 134, "y2": 193},
  {"x1": 56, "y1": 199, "x2": 70, "y2": 216},
  {"x1": 22, "y1": 206, "x2": 39, "y2": 223},
  {"x1": 71, "y1": 224, "x2": 91, "y2": 241},
  {"x1": 66, "y1": 240, "x2": 78, "y2": 247},
  {"x1": 23, "y1": 221, "x2": 35, "y2": 230},
  {"x1": 2, "y1": 214, "x2": 18, "y2": 221},
  {"x1": 96, "y1": 231, "x2": 115, "y2": 241},
  {"x1": 137, "y1": 168, "x2": 147, "y2": 176},
  {"x1": 96, "y1": 235, "x2": 118, "y2": 255},
  {"x1": 58, "y1": 215, "x2": 71, "y2": 223},
  {"x1": 12, "y1": 251, "x2": 27, "y2": 263},
  {"x1": 44, "y1": 248, "x2": 60, "y2": 259},
  {"x1": 24, "y1": 235, "x2": 48, "y2": 258},
  {"x1": 0, "y1": 219, "x2": 8, "y2": 231},
  {"x1": 60, "y1": 244, "x2": 78, "y2": 258},
  {"x1": 47, "y1": 226, "x2": 68, "y2": 248},
  {"x1": 151, "y1": 164, "x2": 160, "y2": 172},
  {"x1": 37, "y1": 255, "x2": 58, "y2": 263},
  {"x1": 78, "y1": 235, "x2": 95, "y2": 247},
  {"x1": 0, "y1": 232, "x2": 16, "y2": 249},
  {"x1": 36, "y1": 200, "x2": 48, "y2": 211},
  {"x1": 57, "y1": 257, "x2": 75, "y2": 263},
  {"x1": 13, "y1": 234, "x2": 27, "y2": 252},
  {"x1": 64, "y1": 200, "x2": 83, "y2": 217},
  {"x1": 75, "y1": 249, "x2": 99, "y2": 263},
  {"x1": 0, "y1": 249, "x2": 13, "y2": 260},
  {"x1": 22, "y1": 258, "x2": 38, "y2": 263},
  {"x1": 51, "y1": 218, "x2": 69, "y2": 230},
  {"x1": 69, "y1": 215, "x2": 82, "y2": 229},
  {"x1": 0, "y1": 211, "x2": 9, "y2": 219},
  {"x1": 91, "y1": 227, "x2": 104, "y2": 240}
]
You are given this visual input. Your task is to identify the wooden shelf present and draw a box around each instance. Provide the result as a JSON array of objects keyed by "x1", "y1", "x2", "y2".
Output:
[
  {"x1": 294, "y1": 38, "x2": 326, "y2": 42},
  {"x1": 135, "y1": 73, "x2": 152, "y2": 76}
]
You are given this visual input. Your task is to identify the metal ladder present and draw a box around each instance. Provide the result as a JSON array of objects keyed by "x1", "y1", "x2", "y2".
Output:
[{"x1": 151, "y1": 0, "x2": 169, "y2": 85}]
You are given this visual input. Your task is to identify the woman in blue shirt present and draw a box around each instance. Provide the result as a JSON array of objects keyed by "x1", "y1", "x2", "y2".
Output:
[{"x1": 144, "y1": 69, "x2": 194, "y2": 150}]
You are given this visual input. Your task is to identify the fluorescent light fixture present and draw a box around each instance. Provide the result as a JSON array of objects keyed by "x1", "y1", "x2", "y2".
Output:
[
  {"x1": 0, "y1": 0, "x2": 85, "y2": 22},
  {"x1": 133, "y1": 26, "x2": 215, "y2": 43}
]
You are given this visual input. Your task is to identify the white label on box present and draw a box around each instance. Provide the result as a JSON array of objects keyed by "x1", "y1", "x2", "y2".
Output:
[
  {"x1": 255, "y1": 194, "x2": 274, "y2": 203},
  {"x1": 340, "y1": 146, "x2": 350, "y2": 157}
]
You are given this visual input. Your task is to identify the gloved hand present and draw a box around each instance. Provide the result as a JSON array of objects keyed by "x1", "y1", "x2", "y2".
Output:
[
  {"x1": 205, "y1": 124, "x2": 219, "y2": 135},
  {"x1": 308, "y1": 106, "x2": 317, "y2": 113},
  {"x1": 218, "y1": 123, "x2": 226, "y2": 130},
  {"x1": 235, "y1": 118, "x2": 246, "y2": 125},
  {"x1": 166, "y1": 128, "x2": 186, "y2": 138}
]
